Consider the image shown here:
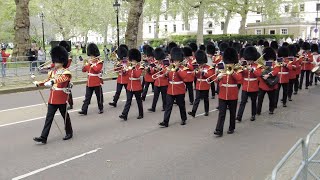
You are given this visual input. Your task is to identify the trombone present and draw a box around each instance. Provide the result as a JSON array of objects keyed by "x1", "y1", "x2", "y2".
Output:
[{"x1": 37, "y1": 60, "x2": 52, "y2": 71}]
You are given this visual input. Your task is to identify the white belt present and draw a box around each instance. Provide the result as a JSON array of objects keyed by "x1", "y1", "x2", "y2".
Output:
[
  {"x1": 169, "y1": 81, "x2": 183, "y2": 85},
  {"x1": 244, "y1": 78, "x2": 257, "y2": 81},
  {"x1": 187, "y1": 71, "x2": 194, "y2": 74},
  {"x1": 88, "y1": 73, "x2": 101, "y2": 77},
  {"x1": 221, "y1": 84, "x2": 237, "y2": 87},
  {"x1": 129, "y1": 77, "x2": 140, "y2": 80},
  {"x1": 278, "y1": 72, "x2": 289, "y2": 74},
  {"x1": 52, "y1": 87, "x2": 67, "y2": 91},
  {"x1": 197, "y1": 79, "x2": 207, "y2": 82}
]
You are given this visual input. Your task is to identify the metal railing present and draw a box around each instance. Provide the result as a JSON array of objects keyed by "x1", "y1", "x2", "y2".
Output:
[{"x1": 272, "y1": 123, "x2": 320, "y2": 180}]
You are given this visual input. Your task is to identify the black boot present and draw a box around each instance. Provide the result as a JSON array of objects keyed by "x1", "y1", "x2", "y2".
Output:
[
  {"x1": 78, "y1": 111, "x2": 87, "y2": 115},
  {"x1": 148, "y1": 108, "x2": 155, "y2": 112},
  {"x1": 63, "y1": 134, "x2": 73, "y2": 141},
  {"x1": 180, "y1": 120, "x2": 186, "y2": 125},
  {"x1": 67, "y1": 105, "x2": 73, "y2": 110},
  {"x1": 227, "y1": 129, "x2": 234, "y2": 134},
  {"x1": 109, "y1": 102, "x2": 117, "y2": 107},
  {"x1": 33, "y1": 137, "x2": 47, "y2": 144},
  {"x1": 250, "y1": 116, "x2": 256, "y2": 121},
  {"x1": 214, "y1": 130, "x2": 223, "y2": 137},
  {"x1": 119, "y1": 114, "x2": 127, "y2": 121},
  {"x1": 236, "y1": 117, "x2": 242, "y2": 122},
  {"x1": 187, "y1": 111, "x2": 195, "y2": 117},
  {"x1": 204, "y1": 112, "x2": 209, "y2": 116},
  {"x1": 137, "y1": 115, "x2": 143, "y2": 119},
  {"x1": 99, "y1": 109, "x2": 104, "y2": 114},
  {"x1": 159, "y1": 122, "x2": 168, "y2": 127}
]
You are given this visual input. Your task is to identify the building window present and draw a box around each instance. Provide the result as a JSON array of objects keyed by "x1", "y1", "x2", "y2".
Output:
[
  {"x1": 207, "y1": 30, "x2": 213, "y2": 35},
  {"x1": 149, "y1": 26, "x2": 152, "y2": 34},
  {"x1": 281, "y1": 28, "x2": 288, "y2": 35},
  {"x1": 208, "y1": 22, "x2": 213, "y2": 28},
  {"x1": 173, "y1": 24, "x2": 176, "y2": 32},
  {"x1": 165, "y1": 14, "x2": 168, "y2": 20},
  {"x1": 255, "y1": 29, "x2": 262, "y2": 35},
  {"x1": 165, "y1": 25, "x2": 167, "y2": 32},
  {"x1": 221, "y1": 22, "x2": 225, "y2": 31},
  {"x1": 269, "y1": 29, "x2": 276, "y2": 35},
  {"x1": 300, "y1": 4, "x2": 305, "y2": 12},
  {"x1": 285, "y1": 5, "x2": 289, "y2": 13},
  {"x1": 256, "y1": 20, "x2": 261, "y2": 23},
  {"x1": 182, "y1": 24, "x2": 185, "y2": 31}
]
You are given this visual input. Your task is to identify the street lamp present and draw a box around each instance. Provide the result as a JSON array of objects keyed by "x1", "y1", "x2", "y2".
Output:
[
  {"x1": 39, "y1": 12, "x2": 45, "y2": 52},
  {"x1": 113, "y1": 0, "x2": 120, "y2": 47}
]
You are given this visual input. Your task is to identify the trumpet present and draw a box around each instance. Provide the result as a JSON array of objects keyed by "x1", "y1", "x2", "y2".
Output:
[{"x1": 37, "y1": 61, "x2": 52, "y2": 71}]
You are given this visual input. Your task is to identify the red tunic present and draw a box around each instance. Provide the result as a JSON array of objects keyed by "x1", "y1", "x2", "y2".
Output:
[
  {"x1": 288, "y1": 57, "x2": 298, "y2": 80},
  {"x1": 301, "y1": 51, "x2": 313, "y2": 71},
  {"x1": 255, "y1": 66, "x2": 279, "y2": 91},
  {"x1": 275, "y1": 61, "x2": 290, "y2": 84},
  {"x1": 82, "y1": 59, "x2": 103, "y2": 87},
  {"x1": 183, "y1": 57, "x2": 195, "y2": 82},
  {"x1": 144, "y1": 57, "x2": 156, "y2": 83},
  {"x1": 241, "y1": 63, "x2": 259, "y2": 92},
  {"x1": 195, "y1": 65, "x2": 214, "y2": 91},
  {"x1": 215, "y1": 72, "x2": 242, "y2": 100},
  {"x1": 1, "y1": 51, "x2": 10, "y2": 64},
  {"x1": 167, "y1": 66, "x2": 188, "y2": 95},
  {"x1": 152, "y1": 63, "x2": 169, "y2": 87},
  {"x1": 127, "y1": 65, "x2": 143, "y2": 91}
]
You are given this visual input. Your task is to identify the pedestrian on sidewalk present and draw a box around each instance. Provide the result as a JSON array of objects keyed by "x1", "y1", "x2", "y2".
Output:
[{"x1": 1, "y1": 47, "x2": 10, "y2": 77}]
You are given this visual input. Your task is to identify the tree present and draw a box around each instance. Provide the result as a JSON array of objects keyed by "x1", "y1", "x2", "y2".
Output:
[
  {"x1": 13, "y1": 0, "x2": 31, "y2": 58},
  {"x1": 125, "y1": 0, "x2": 145, "y2": 49}
]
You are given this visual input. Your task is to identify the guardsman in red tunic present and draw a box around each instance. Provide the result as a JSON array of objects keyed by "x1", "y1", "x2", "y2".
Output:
[
  {"x1": 109, "y1": 46, "x2": 129, "y2": 107},
  {"x1": 236, "y1": 46, "x2": 260, "y2": 122},
  {"x1": 142, "y1": 46, "x2": 155, "y2": 101},
  {"x1": 294, "y1": 43, "x2": 303, "y2": 94},
  {"x1": 256, "y1": 47, "x2": 279, "y2": 115},
  {"x1": 148, "y1": 48, "x2": 169, "y2": 112},
  {"x1": 188, "y1": 50, "x2": 214, "y2": 117},
  {"x1": 33, "y1": 46, "x2": 73, "y2": 144},
  {"x1": 119, "y1": 49, "x2": 144, "y2": 121},
  {"x1": 310, "y1": 44, "x2": 319, "y2": 86},
  {"x1": 287, "y1": 44, "x2": 298, "y2": 101},
  {"x1": 79, "y1": 43, "x2": 104, "y2": 115},
  {"x1": 274, "y1": 47, "x2": 292, "y2": 108},
  {"x1": 213, "y1": 48, "x2": 242, "y2": 137},
  {"x1": 159, "y1": 47, "x2": 188, "y2": 127},
  {"x1": 299, "y1": 42, "x2": 313, "y2": 89},
  {"x1": 182, "y1": 46, "x2": 195, "y2": 105},
  {"x1": 206, "y1": 44, "x2": 217, "y2": 99}
]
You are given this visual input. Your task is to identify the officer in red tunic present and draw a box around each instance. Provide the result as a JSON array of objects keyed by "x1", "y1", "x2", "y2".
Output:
[
  {"x1": 182, "y1": 46, "x2": 195, "y2": 105},
  {"x1": 79, "y1": 43, "x2": 104, "y2": 115},
  {"x1": 142, "y1": 46, "x2": 155, "y2": 101},
  {"x1": 188, "y1": 50, "x2": 214, "y2": 117},
  {"x1": 119, "y1": 49, "x2": 144, "y2": 120},
  {"x1": 159, "y1": 47, "x2": 188, "y2": 127},
  {"x1": 287, "y1": 44, "x2": 298, "y2": 101},
  {"x1": 206, "y1": 44, "x2": 217, "y2": 99},
  {"x1": 236, "y1": 46, "x2": 260, "y2": 122},
  {"x1": 33, "y1": 46, "x2": 73, "y2": 144},
  {"x1": 109, "y1": 46, "x2": 129, "y2": 107},
  {"x1": 213, "y1": 48, "x2": 242, "y2": 137},
  {"x1": 299, "y1": 42, "x2": 313, "y2": 89},
  {"x1": 148, "y1": 48, "x2": 169, "y2": 112}
]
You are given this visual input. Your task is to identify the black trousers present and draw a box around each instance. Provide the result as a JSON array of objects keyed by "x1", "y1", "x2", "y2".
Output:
[
  {"x1": 142, "y1": 81, "x2": 154, "y2": 99},
  {"x1": 185, "y1": 82, "x2": 194, "y2": 103},
  {"x1": 215, "y1": 99, "x2": 237, "y2": 132},
  {"x1": 210, "y1": 82, "x2": 216, "y2": 97},
  {"x1": 151, "y1": 86, "x2": 167, "y2": 110},
  {"x1": 68, "y1": 92, "x2": 73, "y2": 106},
  {"x1": 112, "y1": 83, "x2": 127, "y2": 103},
  {"x1": 299, "y1": 70, "x2": 310, "y2": 89},
  {"x1": 288, "y1": 79, "x2": 295, "y2": 99},
  {"x1": 191, "y1": 90, "x2": 209, "y2": 114},
  {"x1": 164, "y1": 94, "x2": 187, "y2": 124},
  {"x1": 310, "y1": 72, "x2": 318, "y2": 85},
  {"x1": 237, "y1": 91, "x2": 258, "y2": 120},
  {"x1": 257, "y1": 89, "x2": 276, "y2": 114},
  {"x1": 275, "y1": 83, "x2": 288, "y2": 106},
  {"x1": 294, "y1": 74, "x2": 299, "y2": 93},
  {"x1": 41, "y1": 104, "x2": 73, "y2": 139},
  {"x1": 122, "y1": 90, "x2": 143, "y2": 117},
  {"x1": 81, "y1": 86, "x2": 104, "y2": 113}
]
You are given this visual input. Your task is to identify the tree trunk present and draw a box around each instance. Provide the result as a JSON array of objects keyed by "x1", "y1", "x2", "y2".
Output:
[
  {"x1": 137, "y1": 12, "x2": 144, "y2": 47},
  {"x1": 223, "y1": 10, "x2": 232, "y2": 34},
  {"x1": 239, "y1": 0, "x2": 249, "y2": 35},
  {"x1": 183, "y1": 11, "x2": 190, "y2": 31},
  {"x1": 196, "y1": 1, "x2": 205, "y2": 45},
  {"x1": 84, "y1": 30, "x2": 89, "y2": 45},
  {"x1": 104, "y1": 25, "x2": 109, "y2": 45},
  {"x1": 13, "y1": 0, "x2": 31, "y2": 59},
  {"x1": 125, "y1": 0, "x2": 145, "y2": 49}
]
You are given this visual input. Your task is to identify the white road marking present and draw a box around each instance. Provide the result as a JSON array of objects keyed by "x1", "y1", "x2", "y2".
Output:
[
  {"x1": 12, "y1": 148, "x2": 102, "y2": 180},
  {"x1": 0, "y1": 91, "x2": 116, "y2": 113},
  {"x1": 195, "y1": 109, "x2": 218, "y2": 117}
]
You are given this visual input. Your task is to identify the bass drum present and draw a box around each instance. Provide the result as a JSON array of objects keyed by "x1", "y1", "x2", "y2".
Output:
[{"x1": 311, "y1": 66, "x2": 320, "y2": 76}]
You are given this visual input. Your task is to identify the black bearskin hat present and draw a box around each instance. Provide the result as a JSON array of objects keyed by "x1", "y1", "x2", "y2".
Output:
[
  {"x1": 59, "y1": 40, "x2": 71, "y2": 52},
  {"x1": 87, "y1": 43, "x2": 100, "y2": 57},
  {"x1": 117, "y1": 46, "x2": 128, "y2": 59},
  {"x1": 302, "y1": 42, "x2": 311, "y2": 50},
  {"x1": 195, "y1": 50, "x2": 208, "y2": 64},
  {"x1": 223, "y1": 47, "x2": 238, "y2": 64},
  {"x1": 239, "y1": 48, "x2": 245, "y2": 58},
  {"x1": 243, "y1": 46, "x2": 259, "y2": 61},
  {"x1": 199, "y1": 44, "x2": 206, "y2": 51},
  {"x1": 270, "y1": 41, "x2": 279, "y2": 51},
  {"x1": 154, "y1": 48, "x2": 166, "y2": 61},
  {"x1": 232, "y1": 42, "x2": 242, "y2": 53},
  {"x1": 142, "y1": 45, "x2": 150, "y2": 54},
  {"x1": 219, "y1": 42, "x2": 229, "y2": 52},
  {"x1": 128, "y1": 48, "x2": 141, "y2": 62},
  {"x1": 119, "y1": 44, "x2": 129, "y2": 51},
  {"x1": 206, "y1": 44, "x2": 216, "y2": 55},
  {"x1": 166, "y1": 42, "x2": 178, "y2": 54},
  {"x1": 282, "y1": 42, "x2": 289, "y2": 47},
  {"x1": 183, "y1": 47, "x2": 193, "y2": 57},
  {"x1": 145, "y1": 46, "x2": 154, "y2": 57},
  {"x1": 288, "y1": 44, "x2": 297, "y2": 57},
  {"x1": 189, "y1": 42, "x2": 198, "y2": 52},
  {"x1": 295, "y1": 43, "x2": 301, "y2": 53},
  {"x1": 311, "y1": 44, "x2": 318, "y2": 53},
  {"x1": 170, "y1": 47, "x2": 184, "y2": 62},
  {"x1": 263, "y1": 41, "x2": 270, "y2": 47},
  {"x1": 51, "y1": 46, "x2": 69, "y2": 67},
  {"x1": 263, "y1": 47, "x2": 277, "y2": 61},
  {"x1": 277, "y1": 46, "x2": 289, "y2": 58},
  {"x1": 258, "y1": 39, "x2": 264, "y2": 46}
]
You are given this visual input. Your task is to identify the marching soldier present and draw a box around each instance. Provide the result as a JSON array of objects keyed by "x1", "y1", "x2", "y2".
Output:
[
  {"x1": 236, "y1": 46, "x2": 260, "y2": 122},
  {"x1": 148, "y1": 48, "x2": 169, "y2": 112},
  {"x1": 109, "y1": 46, "x2": 129, "y2": 107},
  {"x1": 206, "y1": 44, "x2": 217, "y2": 99},
  {"x1": 287, "y1": 44, "x2": 298, "y2": 101},
  {"x1": 79, "y1": 43, "x2": 104, "y2": 115},
  {"x1": 299, "y1": 42, "x2": 313, "y2": 90},
  {"x1": 182, "y1": 46, "x2": 195, "y2": 105},
  {"x1": 159, "y1": 47, "x2": 188, "y2": 127},
  {"x1": 141, "y1": 46, "x2": 155, "y2": 101},
  {"x1": 188, "y1": 50, "x2": 214, "y2": 117},
  {"x1": 119, "y1": 49, "x2": 144, "y2": 120},
  {"x1": 310, "y1": 44, "x2": 319, "y2": 86},
  {"x1": 213, "y1": 47, "x2": 242, "y2": 137},
  {"x1": 33, "y1": 46, "x2": 73, "y2": 144}
]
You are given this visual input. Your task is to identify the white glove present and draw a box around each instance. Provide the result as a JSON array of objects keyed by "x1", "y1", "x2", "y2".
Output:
[
  {"x1": 202, "y1": 69, "x2": 208, "y2": 74},
  {"x1": 217, "y1": 73, "x2": 224, "y2": 80},
  {"x1": 44, "y1": 81, "x2": 53, "y2": 87},
  {"x1": 33, "y1": 81, "x2": 39, "y2": 87}
]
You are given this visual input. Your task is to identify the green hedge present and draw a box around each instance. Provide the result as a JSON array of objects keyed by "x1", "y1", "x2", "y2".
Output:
[{"x1": 149, "y1": 34, "x2": 294, "y2": 47}]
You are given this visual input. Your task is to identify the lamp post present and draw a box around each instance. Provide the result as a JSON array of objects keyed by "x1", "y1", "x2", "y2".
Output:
[
  {"x1": 39, "y1": 11, "x2": 46, "y2": 60},
  {"x1": 113, "y1": 0, "x2": 120, "y2": 47}
]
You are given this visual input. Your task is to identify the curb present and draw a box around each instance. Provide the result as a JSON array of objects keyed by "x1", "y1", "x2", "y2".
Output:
[{"x1": 0, "y1": 77, "x2": 117, "y2": 95}]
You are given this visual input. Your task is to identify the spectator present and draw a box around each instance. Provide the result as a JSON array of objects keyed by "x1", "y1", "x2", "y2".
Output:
[
  {"x1": 103, "y1": 45, "x2": 110, "y2": 61},
  {"x1": 37, "y1": 47, "x2": 45, "y2": 65},
  {"x1": 1, "y1": 47, "x2": 10, "y2": 77},
  {"x1": 27, "y1": 46, "x2": 37, "y2": 73}
]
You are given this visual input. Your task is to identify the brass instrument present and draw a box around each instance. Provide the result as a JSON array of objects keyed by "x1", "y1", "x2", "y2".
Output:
[
  {"x1": 152, "y1": 68, "x2": 165, "y2": 79},
  {"x1": 37, "y1": 61, "x2": 52, "y2": 71},
  {"x1": 255, "y1": 53, "x2": 267, "y2": 69},
  {"x1": 110, "y1": 48, "x2": 118, "y2": 62}
]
